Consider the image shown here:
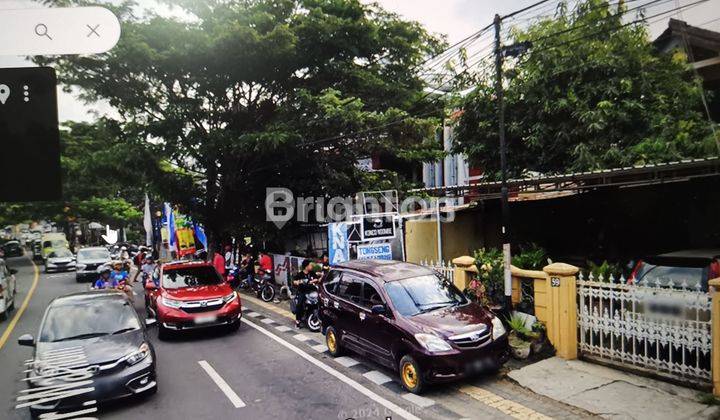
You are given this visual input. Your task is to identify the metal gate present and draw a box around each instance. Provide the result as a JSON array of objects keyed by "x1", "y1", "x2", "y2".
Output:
[{"x1": 577, "y1": 273, "x2": 712, "y2": 386}]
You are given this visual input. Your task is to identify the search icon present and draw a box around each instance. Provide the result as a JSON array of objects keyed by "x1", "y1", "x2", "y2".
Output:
[{"x1": 34, "y1": 23, "x2": 52, "y2": 40}]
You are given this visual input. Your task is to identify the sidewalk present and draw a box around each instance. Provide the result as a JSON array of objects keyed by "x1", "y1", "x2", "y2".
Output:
[{"x1": 508, "y1": 357, "x2": 720, "y2": 420}]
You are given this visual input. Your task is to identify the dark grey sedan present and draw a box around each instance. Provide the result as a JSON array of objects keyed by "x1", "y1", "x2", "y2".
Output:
[{"x1": 18, "y1": 291, "x2": 157, "y2": 417}]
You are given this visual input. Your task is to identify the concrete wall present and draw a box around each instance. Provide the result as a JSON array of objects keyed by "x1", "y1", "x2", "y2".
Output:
[
  {"x1": 404, "y1": 219, "x2": 438, "y2": 263},
  {"x1": 405, "y1": 210, "x2": 487, "y2": 263}
]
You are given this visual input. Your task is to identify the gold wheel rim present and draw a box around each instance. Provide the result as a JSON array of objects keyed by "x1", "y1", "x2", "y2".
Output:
[
  {"x1": 401, "y1": 362, "x2": 418, "y2": 389},
  {"x1": 327, "y1": 331, "x2": 337, "y2": 353}
]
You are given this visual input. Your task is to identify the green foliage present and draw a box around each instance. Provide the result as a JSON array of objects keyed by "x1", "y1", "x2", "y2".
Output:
[
  {"x1": 512, "y1": 243, "x2": 548, "y2": 270},
  {"x1": 473, "y1": 247, "x2": 505, "y2": 305},
  {"x1": 586, "y1": 260, "x2": 621, "y2": 281},
  {"x1": 454, "y1": 0, "x2": 717, "y2": 177},
  {"x1": 38, "y1": 0, "x2": 447, "y2": 240}
]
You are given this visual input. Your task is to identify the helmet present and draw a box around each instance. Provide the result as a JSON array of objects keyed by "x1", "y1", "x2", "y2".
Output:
[{"x1": 100, "y1": 267, "x2": 111, "y2": 274}]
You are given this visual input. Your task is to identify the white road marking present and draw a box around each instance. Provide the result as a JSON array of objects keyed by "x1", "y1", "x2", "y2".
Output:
[
  {"x1": 275, "y1": 325, "x2": 292, "y2": 332},
  {"x1": 293, "y1": 333, "x2": 311, "y2": 342},
  {"x1": 260, "y1": 318, "x2": 275, "y2": 324},
  {"x1": 197, "y1": 360, "x2": 246, "y2": 408},
  {"x1": 311, "y1": 344, "x2": 329, "y2": 353},
  {"x1": 242, "y1": 319, "x2": 421, "y2": 420},
  {"x1": 334, "y1": 356, "x2": 360, "y2": 367},
  {"x1": 363, "y1": 370, "x2": 393, "y2": 385},
  {"x1": 246, "y1": 311, "x2": 262, "y2": 318},
  {"x1": 402, "y1": 393, "x2": 435, "y2": 408}
]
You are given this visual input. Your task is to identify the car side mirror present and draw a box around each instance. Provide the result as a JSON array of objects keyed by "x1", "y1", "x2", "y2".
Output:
[
  {"x1": 9, "y1": 268, "x2": 17, "y2": 275},
  {"x1": 18, "y1": 334, "x2": 35, "y2": 347},
  {"x1": 145, "y1": 282, "x2": 156, "y2": 290},
  {"x1": 371, "y1": 304, "x2": 386, "y2": 316},
  {"x1": 145, "y1": 318, "x2": 157, "y2": 328}
]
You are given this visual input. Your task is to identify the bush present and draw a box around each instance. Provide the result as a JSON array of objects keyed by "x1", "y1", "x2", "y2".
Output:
[
  {"x1": 512, "y1": 243, "x2": 548, "y2": 270},
  {"x1": 471, "y1": 248, "x2": 505, "y2": 306}
]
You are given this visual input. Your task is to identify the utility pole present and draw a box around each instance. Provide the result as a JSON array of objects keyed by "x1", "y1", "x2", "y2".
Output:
[{"x1": 493, "y1": 13, "x2": 512, "y2": 310}]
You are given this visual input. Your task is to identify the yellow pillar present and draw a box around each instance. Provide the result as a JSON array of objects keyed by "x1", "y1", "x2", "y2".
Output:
[
  {"x1": 451, "y1": 256, "x2": 477, "y2": 291},
  {"x1": 710, "y1": 278, "x2": 720, "y2": 396},
  {"x1": 543, "y1": 262, "x2": 579, "y2": 360}
]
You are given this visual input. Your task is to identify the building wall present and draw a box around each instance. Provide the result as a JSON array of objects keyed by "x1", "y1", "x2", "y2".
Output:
[
  {"x1": 405, "y1": 210, "x2": 488, "y2": 263},
  {"x1": 404, "y1": 219, "x2": 438, "y2": 263}
]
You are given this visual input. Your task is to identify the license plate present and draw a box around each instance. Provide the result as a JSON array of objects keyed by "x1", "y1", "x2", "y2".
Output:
[{"x1": 194, "y1": 315, "x2": 217, "y2": 324}]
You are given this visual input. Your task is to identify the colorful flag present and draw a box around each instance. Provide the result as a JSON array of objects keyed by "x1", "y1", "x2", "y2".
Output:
[{"x1": 164, "y1": 202, "x2": 176, "y2": 251}]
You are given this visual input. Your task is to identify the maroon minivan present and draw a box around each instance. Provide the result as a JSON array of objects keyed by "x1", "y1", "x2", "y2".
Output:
[{"x1": 319, "y1": 259, "x2": 509, "y2": 394}]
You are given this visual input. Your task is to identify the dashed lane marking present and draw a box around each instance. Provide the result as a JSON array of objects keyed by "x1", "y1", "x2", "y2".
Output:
[
  {"x1": 241, "y1": 294, "x2": 295, "y2": 319},
  {"x1": 363, "y1": 370, "x2": 393, "y2": 385},
  {"x1": 402, "y1": 393, "x2": 436, "y2": 408},
  {"x1": 293, "y1": 333, "x2": 312, "y2": 342},
  {"x1": 260, "y1": 318, "x2": 274, "y2": 324},
  {"x1": 457, "y1": 385, "x2": 553, "y2": 420},
  {"x1": 246, "y1": 311, "x2": 262, "y2": 318},
  {"x1": 334, "y1": 356, "x2": 360, "y2": 367},
  {"x1": 275, "y1": 325, "x2": 292, "y2": 332},
  {"x1": 198, "y1": 360, "x2": 246, "y2": 408},
  {"x1": 241, "y1": 318, "x2": 421, "y2": 420},
  {"x1": 311, "y1": 344, "x2": 329, "y2": 353},
  {"x1": 0, "y1": 257, "x2": 39, "y2": 350}
]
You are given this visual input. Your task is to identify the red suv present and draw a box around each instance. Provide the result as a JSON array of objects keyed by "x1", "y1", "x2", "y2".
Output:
[
  {"x1": 145, "y1": 260, "x2": 242, "y2": 338},
  {"x1": 319, "y1": 260, "x2": 509, "y2": 394}
]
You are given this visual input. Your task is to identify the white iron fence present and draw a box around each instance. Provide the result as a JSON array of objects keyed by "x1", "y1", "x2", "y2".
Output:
[
  {"x1": 577, "y1": 273, "x2": 712, "y2": 386},
  {"x1": 420, "y1": 260, "x2": 455, "y2": 284}
]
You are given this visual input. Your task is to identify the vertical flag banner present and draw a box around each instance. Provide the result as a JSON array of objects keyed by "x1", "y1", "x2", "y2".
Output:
[
  {"x1": 328, "y1": 222, "x2": 349, "y2": 265},
  {"x1": 194, "y1": 222, "x2": 208, "y2": 251},
  {"x1": 143, "y1": 193, "x2": 153, "y2": 246},
  {"x1": 164, "y1": 202, "x2": 176, "y2": 251}
]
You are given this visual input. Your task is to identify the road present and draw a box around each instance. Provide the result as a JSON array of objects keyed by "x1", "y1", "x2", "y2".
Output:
[{"x1": 0, "y1": 254, "x2": 594, "y2": 420}]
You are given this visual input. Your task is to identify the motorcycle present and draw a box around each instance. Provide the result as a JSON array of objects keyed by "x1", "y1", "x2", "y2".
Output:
[
  {"x1": 240, "y1": 268, "x2": 276, "y2": 303},
  {"x1": 292, "y1": 284, "x2": 321, "y2": 332}
]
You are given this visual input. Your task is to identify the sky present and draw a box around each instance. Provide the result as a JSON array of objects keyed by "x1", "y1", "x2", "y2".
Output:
[{"x1": 1, "y1": 0, "x2": 719, "y2": 122}]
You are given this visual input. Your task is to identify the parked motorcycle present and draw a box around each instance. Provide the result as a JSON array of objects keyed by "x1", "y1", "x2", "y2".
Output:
[{"x1": 240, "y1": 268, "x2": 276, "y2": 302}]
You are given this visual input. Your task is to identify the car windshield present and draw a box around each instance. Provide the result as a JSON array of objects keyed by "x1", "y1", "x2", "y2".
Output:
[
  {"x1": 384, "y1": 274, "x2": 467, "y2": 317},
  {"x1": 162, "y1": 266, "x2": 223, "y2": 289},
  {"x1": 635, "y1": 262, "x2": 706, "y2": 290},
  {"x1": 50, "y1": 249, "x2": 73, "y2": 258},
  {"x1": 78, "y1": 249, "x2": 110, "y2": 260},
  {"x1": 39, "y1": 298, "x2": 141, "y2": 342}
]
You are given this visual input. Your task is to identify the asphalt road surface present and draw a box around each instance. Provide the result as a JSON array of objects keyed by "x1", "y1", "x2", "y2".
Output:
[{"x1": 0, "y1": 255, "x2": 594, "y2": 420}]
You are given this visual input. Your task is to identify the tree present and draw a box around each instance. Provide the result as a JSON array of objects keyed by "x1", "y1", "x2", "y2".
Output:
[
  {"x1": 39, "y1": 0, "x2": 446, "y2": 242},
  {"x1": 453, "y1": 0, "x2": 717, "y2": 178}
]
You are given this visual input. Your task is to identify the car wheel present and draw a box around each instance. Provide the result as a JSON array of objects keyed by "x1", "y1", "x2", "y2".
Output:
[
  {"x1": 399, "y1": 355, "x2": 424, "y2": 394},
  {"x1": 325, "y1": 326, "x2": 343, "y2": 357},
  {"x1": 228, "y1": 319, "x2": 240, "y2": 333},
  {"x1": 0, "y1": 309, "x2": 6, "y2": 322},
  {"x1": 158, "y1": 324, "x2": 171, "y2": 340}
]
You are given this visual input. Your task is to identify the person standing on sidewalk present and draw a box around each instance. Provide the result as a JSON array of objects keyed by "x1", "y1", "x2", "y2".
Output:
[{"x1": 213, "y1": 246, "x2": 226, "y2": 278}]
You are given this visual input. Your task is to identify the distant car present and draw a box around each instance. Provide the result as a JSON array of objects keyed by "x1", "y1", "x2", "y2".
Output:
[
  {"x1": 75, "y1": 247, "x2": 113, "y2": 282},
  {"x1": 44, "y1": 249, "x2": 76, "y2": 273},
  {"x1": 0, "y1": 259, "x2": 17, "y2": 321},
  {"x1": 629, "y1": 249, "x2": 720, "y2": 292},
  {"x1": 2, "y1": 240, "x2": 23, "y2": 258},
  {"x1": 145, "y1": 260, "x2": 242, "y2": 339},
  {"x1": 319, "y1": 260, "x2": 509, "y2": 394},
  {"x1": 18, "y1": 291, "x2": 157, "y2": 417}
]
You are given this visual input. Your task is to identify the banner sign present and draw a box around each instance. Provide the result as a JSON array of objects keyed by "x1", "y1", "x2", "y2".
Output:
[
  {"x1": 328, "y1": 222, "x2": 349, "y2": 265},
  {"x1": 361, "y1": 216, "x2": 395, "y2": 241},
  {"x1": 176, "y1": 228, "x2": 196, "y2": 257},
  {"x1": 273, "y1": 254, "x2": 289, "y2": 286},
  {"x1": 357, "y1": 243, "x2": 393, "y2": 260}
]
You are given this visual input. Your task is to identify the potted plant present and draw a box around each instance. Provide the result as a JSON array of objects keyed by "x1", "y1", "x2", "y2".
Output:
[
  {"x1": 506, "y1": 313, "x2": 536, "y2": 359},
  {"x1": 530, "y1": 321, "x2": 547, "y2": 354}
]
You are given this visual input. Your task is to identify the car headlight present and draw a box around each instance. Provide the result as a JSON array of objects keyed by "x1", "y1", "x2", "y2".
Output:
[
  {"x1": 126, "y1": 342, "x2": 151, "y2": 366},
  {"x1": 414, "y1": 333, "x2": 452, "y2": 353},
  {"x1": 161, "y1": 297, "x2": 183, "y2": 308},
  {"x1": 223, "y1": 292, "x2": 237, "y2": 303},
  {"x1": 491, "y1": 316, "x2": 506, "y2": 340}
]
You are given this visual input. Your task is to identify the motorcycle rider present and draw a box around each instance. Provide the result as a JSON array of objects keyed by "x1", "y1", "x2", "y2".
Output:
[
  {"x1": 133, "y1": 254, "x2": 157, "y2": 287},
  {"x1": 292, "y1": 259, "x2": 320, "y2": 329},
  {"x1": 92, "y1": 267, "x2": 117, "y2": 289}
]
